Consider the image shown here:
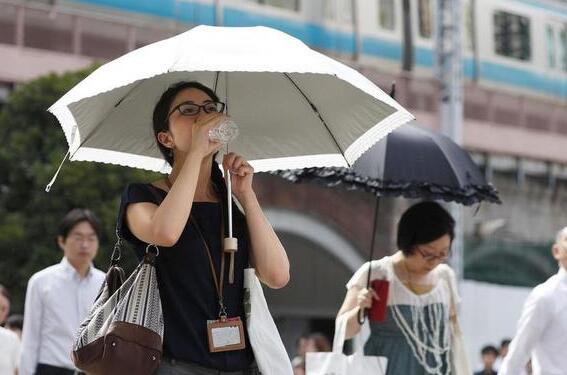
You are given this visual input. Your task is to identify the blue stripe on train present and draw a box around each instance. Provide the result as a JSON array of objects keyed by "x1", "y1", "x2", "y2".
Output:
[
  {"x1": 223, "y1": 8, "x2": 355, "y2": 54},
  {"x1": 69, "y1": 0, "x2": 567, "y2": 98}
]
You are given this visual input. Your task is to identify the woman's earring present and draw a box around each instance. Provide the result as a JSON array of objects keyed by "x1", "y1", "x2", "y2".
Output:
[{"x1": 168, "y1": 149, "x2": 174, "y2": 158}]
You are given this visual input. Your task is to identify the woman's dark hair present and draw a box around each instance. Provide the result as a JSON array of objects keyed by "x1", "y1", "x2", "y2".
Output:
[
  {"x1": 397, "y1": 201, "x2": 455, "y2": 256},
  {"x1": 308, "y1": 332, "x2": 332, "y2": 352},
  {"x1": 152, "y1": 81, "x2": 220, "y2": 166},
  {"x1": 152, "y1": 82, "x2": 228, "y2": 223},
  {"x1": 58, "y1": 208, "x2": 101, "y2": 240}
]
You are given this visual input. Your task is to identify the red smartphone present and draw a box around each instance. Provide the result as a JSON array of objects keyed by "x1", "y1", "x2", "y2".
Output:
[{"x1": 368, "y1": 279, "x2": 390, "y2": 322}]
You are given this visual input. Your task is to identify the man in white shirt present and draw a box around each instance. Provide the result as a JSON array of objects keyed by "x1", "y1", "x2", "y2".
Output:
[
  {"x1": 19, "y1": 209, "x2": 106, "y2": 375},
  {"x1": 492, "y1": 338, "x2": 510, "y2": 372},
  {"x1": 499, "y1": 226, "x2": 567, "y2": 375},
  {"x1": 0, "y1": 325, "x2": 20, "y2": 375},
  {"x1": 0, "y1": 285, "x2": 20, "y2": 375}
]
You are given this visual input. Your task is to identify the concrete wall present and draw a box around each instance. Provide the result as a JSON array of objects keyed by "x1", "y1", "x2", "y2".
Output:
[
  {"x1": 463, "y1": 171, "x2": 567, "y2": 244},
  {"x1": 460, "y1": 280, "x2": 531, "y2": 372}
]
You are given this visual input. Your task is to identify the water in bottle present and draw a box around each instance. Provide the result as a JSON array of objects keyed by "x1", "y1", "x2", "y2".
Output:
[{"x1": 209, "y1": 117, "x2": 239, "y2": 144}]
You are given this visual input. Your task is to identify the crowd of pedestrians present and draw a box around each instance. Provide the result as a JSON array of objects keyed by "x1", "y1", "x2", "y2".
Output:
[{"x1": 2, "y1": 208, "x2": 566, "y2": 375}]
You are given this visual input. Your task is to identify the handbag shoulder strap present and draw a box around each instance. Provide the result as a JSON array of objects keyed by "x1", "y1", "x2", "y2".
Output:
[
  {"x1": 437, "y1": 265, "x2": 460, "y2": 318},
  {"x1": 442, "y1": 270, "x2": 472, "y2": 374},
  {"x1": 111, "y1": 183, "x2": 165, "y2": 265}
]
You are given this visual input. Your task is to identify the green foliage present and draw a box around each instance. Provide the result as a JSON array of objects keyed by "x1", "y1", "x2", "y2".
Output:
[
  {"x1": 464, "y1": 239, "x2": 557, "y2": 287},
  {"x1": 0, "y1": 67, "x2": 160, "y2": 312}
]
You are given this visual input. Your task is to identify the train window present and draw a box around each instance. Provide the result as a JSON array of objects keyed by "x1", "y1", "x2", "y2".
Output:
[
  {"x1": 493, "y1": 11, "x2": 531, "y2": 61},
  {"x1": 418, "y1": 0, "x2": 432, "y2": 38},
  {"x1": 338, "y1": 0, "x2": 352, "y2": 24},
  {"x1": 560, "y1": 27, "x2": 567, "y2": 71},
  {"x1": 378, "y1": 0, "x2": 395, "y2": 31},
  {"x1": 322, "y1": 0, "x2": 351, "y2": 24},
  {"x1": 323, "y1": 0, "x2": 335, "y2": 20},
  {"x1": 256, "y1": 0, "x2": 300, "y2": 11},
  {"x1": 546, "y1": 25, "x2": 556, "y2": 68}
]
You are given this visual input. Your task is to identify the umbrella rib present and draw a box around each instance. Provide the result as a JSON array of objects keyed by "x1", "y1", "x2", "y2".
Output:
[
  {"x1": 213, "y1": 71, "x2": 220, "y2": 94},
  {"x1": 428, "y1": 132, "x2": 467, "y2": 187},
  {"x1": 283, "y1": 73, "x2": 349, "y2": 166},
  {"x1": 62, "y1": 78, "x2": 148, "y2": 164},
  {"x1": 113, "y1": 79, "x2": 145, "y2": 109}
]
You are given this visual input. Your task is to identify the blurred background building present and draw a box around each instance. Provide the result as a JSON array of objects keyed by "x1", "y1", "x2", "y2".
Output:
[{"x1": 1, "y1": 0, "x2": 567, "y2": 363}]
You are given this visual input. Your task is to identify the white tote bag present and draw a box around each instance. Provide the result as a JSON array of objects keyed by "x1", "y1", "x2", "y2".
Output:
[
  {"x1": 306, "y1": 315, "x2": 387, "y2": 375},
  {"x1": 243, "y1": 268, "x2": 293, "y2": 375},
  {"x1": 442, "y1": 271, "x2": 472, "y2": 375}
]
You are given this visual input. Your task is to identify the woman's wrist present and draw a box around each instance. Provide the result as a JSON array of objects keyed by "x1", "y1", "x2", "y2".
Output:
[
  {"x1": 238, "y1": 190, "x2": 258, "y2": 209},
  {"x1": 344, "y1": 306, "x2": 363, "y2": 329},
  {"x1": 186, "y1": 148, "x2": 206, "y2": 162}
]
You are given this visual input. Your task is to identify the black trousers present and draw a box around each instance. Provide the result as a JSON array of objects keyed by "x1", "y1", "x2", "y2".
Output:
[
  {"x1": 35, "y1": 363, "x2": 85, "y2": 375},
  {"x1": 157, "y1": 358, "x2": 261, "y2": 375}
]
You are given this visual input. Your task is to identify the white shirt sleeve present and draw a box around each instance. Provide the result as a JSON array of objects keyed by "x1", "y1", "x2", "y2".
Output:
[
  {"x1": 19, "y1": 275, "x2": 43, "y2": 375},
  {"x1": 346, "y1": 261, "x2": 372, "y2": 290},
  {"x1": 11, "y1": 334, "x2": 20, "y2": 375},
  {"x1": 498, "y1": 287, "x2": 550, "y2": 375},
  {"x1": 345, "y1": 258, "x2": 390, "y2": 290}
]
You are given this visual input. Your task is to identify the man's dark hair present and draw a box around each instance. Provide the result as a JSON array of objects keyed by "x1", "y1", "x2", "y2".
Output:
[
  {"x1": 500, "y1": 338, "x2": 511, "y2": 348},
  {"x1": 6, "y1": 314, "x2": 23, "y2": 330},
  {"x1": 397, "y1": 201, "x2": 455, "y2": 256},
  {"x1": 295, "y1": 332, "x2": 310, "y2": 346},
  {"x1": 308, "y1": 332, "x2": 332, "y2": 352},
  {"x1": 481, "y1": 345, "x2": 499, "y2": 357},
  {"x1": 58, "y1": 208, "x2": 101, "y2": 240}
]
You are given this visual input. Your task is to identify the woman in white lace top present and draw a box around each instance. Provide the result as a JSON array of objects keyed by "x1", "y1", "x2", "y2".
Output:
[{"x1": 337, "y1": 202, "x2": 470, "y2": 375}]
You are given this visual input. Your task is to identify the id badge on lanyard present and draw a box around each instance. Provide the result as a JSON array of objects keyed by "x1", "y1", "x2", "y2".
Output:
[
  {"x1": 191, "y1": 214, "x2": 246, "y2": 353},
  {"x1": 207, "y1": 317, "x2": 246, "y2": 352}
]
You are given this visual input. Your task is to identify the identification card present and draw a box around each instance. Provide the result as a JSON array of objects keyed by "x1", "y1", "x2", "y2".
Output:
[{"x1": 206, "y1": 317, "x2": 246, "y2": 353}]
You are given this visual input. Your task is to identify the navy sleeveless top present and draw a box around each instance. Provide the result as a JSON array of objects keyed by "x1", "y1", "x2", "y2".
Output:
[{"x1": 118, "y1": 183, "x2": 254, "y2": 371}]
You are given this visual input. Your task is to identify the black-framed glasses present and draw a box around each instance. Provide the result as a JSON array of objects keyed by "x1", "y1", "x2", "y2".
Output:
[
  {"x1": 167, "y1": 101, "x2": 226, "y2": 121},
  {"x1": 415, "y1": 246, "x2": 449, "y2": 262}
]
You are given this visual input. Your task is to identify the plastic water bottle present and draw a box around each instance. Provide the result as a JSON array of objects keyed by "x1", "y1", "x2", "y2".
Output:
[{"x1": 208, "y1": 117, "x2": 239, "y2": 144}]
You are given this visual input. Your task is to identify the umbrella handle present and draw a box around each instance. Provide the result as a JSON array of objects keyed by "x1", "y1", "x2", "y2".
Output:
[
  {"x1": 358, "y1": 197, "x2": 381, "y2": 325},
  {"x1": 357, "y1": 308, "x2": 366, "y2": 325}
]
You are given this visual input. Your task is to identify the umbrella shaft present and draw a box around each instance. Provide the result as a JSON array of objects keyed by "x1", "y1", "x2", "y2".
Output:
[
  {"x1": 366, "y1": 197, "x2": 381, "y2": 288},
  {"x1": 226, "y1": 170, "x2": 233, "y2": 237}
]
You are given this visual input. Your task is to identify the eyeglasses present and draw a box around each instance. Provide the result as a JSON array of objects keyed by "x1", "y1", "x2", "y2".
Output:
[
  {"x1": 415, "y1": 246, "x2": 449, "y2": 262},
  {"x1": 68, "y1": 234, "x2": 98, "y2": 244},
  {"x1": 167, "y1": 101, "x2": 225, "y2": 121}
]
